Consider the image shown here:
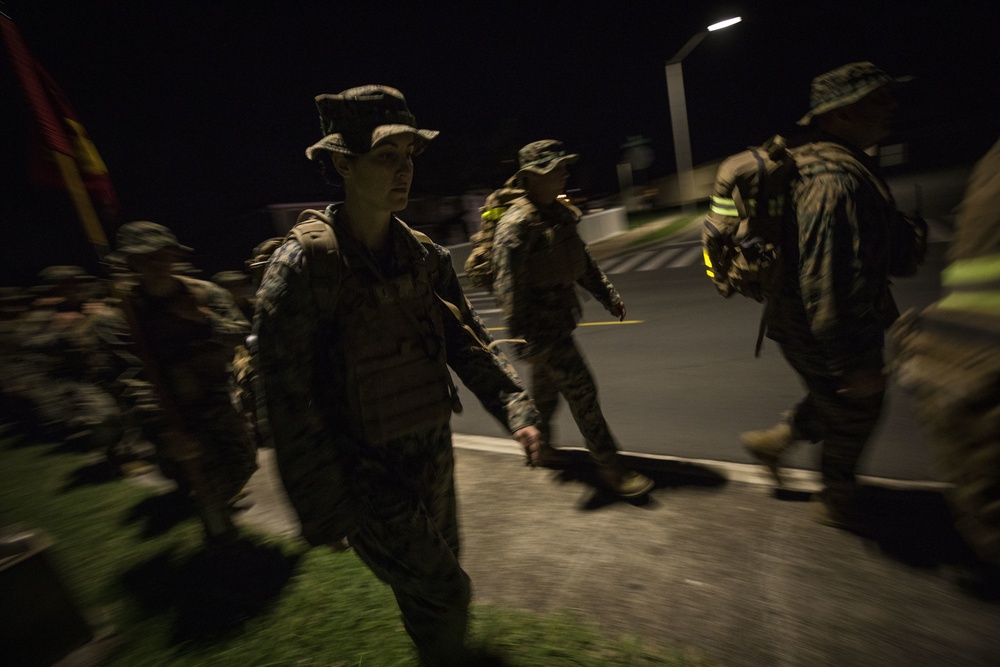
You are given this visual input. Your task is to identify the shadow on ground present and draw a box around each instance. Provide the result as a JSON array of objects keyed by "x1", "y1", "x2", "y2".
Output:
[
  {"x1": 123, "y1": 489, "x2": 198, "y2": 538},
  {"x1": 121, "y1": 537, "x2": 302, "y2": 644},
  {"x1": 62, "y1": 458, "x2": 119, "y2": 489},
  {"x1": 536, "y1": 449, "x2": 728, "y2": 510},
  {"x1": 858, "y1": 485, "x2": 979, "y2": 568}
]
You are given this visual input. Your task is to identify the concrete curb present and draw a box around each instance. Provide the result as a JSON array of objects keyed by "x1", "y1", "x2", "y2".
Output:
[{"x1": 453, "y1": 433, "x2": 953, "y2": 494}]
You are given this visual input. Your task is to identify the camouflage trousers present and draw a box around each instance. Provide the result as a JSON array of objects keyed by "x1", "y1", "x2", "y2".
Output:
[
  {"x1": 347, "y1": 424, "x2": 472, "y2": 666},
  {"x1": 164, "y1": 402, "x2": 259, "y2": 503},
  {"x1": 531, "y1": 333, "x2": 619, "y2": 464},
  {"x1": 897, "y1": 320, "x2": 1000, "y2": 565},
  {"x1": 780, "y1": 342, "x2": 885, "y2": 502}
]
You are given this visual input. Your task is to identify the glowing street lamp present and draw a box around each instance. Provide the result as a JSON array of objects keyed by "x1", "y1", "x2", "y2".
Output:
[{"x1": 665, "y1": 16, "x2": 741, "y2": 212}]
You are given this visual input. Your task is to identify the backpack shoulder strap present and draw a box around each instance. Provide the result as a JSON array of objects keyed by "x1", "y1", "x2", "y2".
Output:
[
  {"x1": 289, "y1": 208, "x2": 341, "y2": 319},
  {"x1": 398, "y1": 220, "x2": 505, "y2": 352}
]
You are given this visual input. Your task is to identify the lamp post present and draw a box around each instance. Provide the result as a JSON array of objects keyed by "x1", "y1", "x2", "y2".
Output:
[{"x1": 665, "y1": 16, "x2": 741, "y2": 212}]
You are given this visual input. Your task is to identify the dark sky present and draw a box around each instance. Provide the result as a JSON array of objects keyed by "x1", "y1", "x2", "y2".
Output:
[{"x1": 2, "y1": 0, "x2": 997, "y2": 281}]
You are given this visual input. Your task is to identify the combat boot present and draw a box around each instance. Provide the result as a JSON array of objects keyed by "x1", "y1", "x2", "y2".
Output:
[
  {"x1": 597, "y1": 464, "x2": 654, "y2": 498},
  {"x1": 740, "y1": 422, "x2": 797, "y2": 486}
]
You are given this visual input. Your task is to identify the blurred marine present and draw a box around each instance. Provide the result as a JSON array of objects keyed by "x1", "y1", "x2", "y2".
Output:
[
  {"x1": 111, "y1": 221, "x2": 258, "y2": 543},
  {"x1": 890, "y1": 138, "x2": 1000, "y2": 597}
]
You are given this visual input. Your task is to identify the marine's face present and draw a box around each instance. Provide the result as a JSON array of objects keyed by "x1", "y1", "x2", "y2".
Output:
[
  {"x1": 844, "y1": 86, "x2": 899, "y2": 146},
  {"x1": 346, "y1": 134, "x2": 417, "y2": 213},
  {"x1": 524, "y1": 162, "x2": 569, "y2": 204},
  {"x1": 129, "y1": 247, "x2": 180, "y2": 278}
]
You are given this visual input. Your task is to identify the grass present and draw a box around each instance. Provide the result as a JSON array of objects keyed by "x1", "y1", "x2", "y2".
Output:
[
  {"x1": 624, "y1": 207, "x2": 708, "y2": 245},
  {"x1": 0, "y1": 436, "x2": 716, "y2": 666}
]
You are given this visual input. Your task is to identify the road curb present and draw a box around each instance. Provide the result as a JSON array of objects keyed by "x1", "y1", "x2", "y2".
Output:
[{"x1": 453, "y1": 433, "x2": 952, "y2": 493}]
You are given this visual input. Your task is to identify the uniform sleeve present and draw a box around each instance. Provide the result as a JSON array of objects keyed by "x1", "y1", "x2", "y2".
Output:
[
  {"x1": 576, "y1": 247, "x2": 622, "y2": 312},
  {"x1": 796, "y1": 172, "x2": 885, "y2": 373},
  {"x1": 253, "y1": 241, "x2": 354, "y2": 545},
  {"x1": 491, "y1": 207, "x2": 538, "y2": 356},
  {"x1": 431, "y1": 244, "x2": 538, "y2": 433},
  {"x1": 207, "y1": 283, "x2": 250, "y2": 344},
  {"x1": 202, "y1": 282, "x2": 251, "y2": 343}
]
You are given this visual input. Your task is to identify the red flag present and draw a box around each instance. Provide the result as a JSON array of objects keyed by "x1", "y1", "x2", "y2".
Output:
[{"x1": 1, "y1": 13, "x2": 117, "y2": 251}]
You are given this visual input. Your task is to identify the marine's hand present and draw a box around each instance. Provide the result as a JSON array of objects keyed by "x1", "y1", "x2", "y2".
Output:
[
  {"x1": 837, "y1": 368, "x2": 886, "y2": 399},
  {"x1": 610, "y1": 301, "x2": 626, "y2": 322},
  {"x1": 514, "y1": 426, "x2": 541, "y2": 467}
]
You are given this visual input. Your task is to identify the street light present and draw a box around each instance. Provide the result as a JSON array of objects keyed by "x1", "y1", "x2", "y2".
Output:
[{"x1": 665, "y1": 16, "x2": 741, "y2": 212}]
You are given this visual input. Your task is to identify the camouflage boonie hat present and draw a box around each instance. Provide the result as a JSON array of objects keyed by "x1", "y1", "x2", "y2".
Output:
[
  {"x1": 305, "y1": 85, "x2": 439, "y2": 160},
  {"x1": 38, "y1": 265, "x2": 90, "y2": 285},
  {"x1": 514, "y1": 140, "x2": 580, "y2": 179},
  {"x1": 798, "y1": 61, "x2": 913, "y2": 125},
  {"x1": 112, "y1": 221, "x2": 193, "y2": 259}
]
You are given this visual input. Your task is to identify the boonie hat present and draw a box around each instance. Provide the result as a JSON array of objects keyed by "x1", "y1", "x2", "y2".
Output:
[
  {"x1": 798, "y1": 61, "x2": 913, "y2": 125},
  {"x1": 514, "y1": 140, "x2": 580, "y2": 179},
  {"x1": 113, "y1": 221, "x2": 192, "y2": 259},
  {"x1": 305, "y1": 85, "x2": 439, "y2": 160}
]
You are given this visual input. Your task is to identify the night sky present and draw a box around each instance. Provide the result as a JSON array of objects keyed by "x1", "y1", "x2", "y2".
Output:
[{"x1": 2, "y1": 0, "x2": 997, "y2": 282}]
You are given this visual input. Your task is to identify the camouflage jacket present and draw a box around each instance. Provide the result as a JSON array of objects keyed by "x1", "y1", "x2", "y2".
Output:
[
  {"x1": 767, "y1": 134, "x2": 904, "y2": 375},
  {"x1": 491, "y1": 195, "x2": 622, "y2": 358},
  {"x1": 254, "y1": 215, "x2": 537, "y2": 544},
  {"x1": 126, "y1": 276, "x2": 250, "y2": 412}
]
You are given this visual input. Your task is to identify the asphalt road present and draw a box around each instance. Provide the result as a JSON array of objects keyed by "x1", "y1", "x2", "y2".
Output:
[{"x1": 450, "y1": 240, "x2": 949, "y2": 482}]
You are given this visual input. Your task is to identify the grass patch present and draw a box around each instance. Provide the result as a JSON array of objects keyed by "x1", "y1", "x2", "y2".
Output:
[
  {"x1": 1, "y1": 437, "x2": 715, "y2": 666},
  {"x1": 624, "y1": 210, "x2": 708, "y2": 248}
]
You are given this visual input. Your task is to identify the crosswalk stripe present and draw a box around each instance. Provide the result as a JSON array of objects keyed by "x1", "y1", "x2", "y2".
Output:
[
  {"x1": 606, "y1": 249, "x2": 658, "y2": 274},
  {"x1": 636, "y1": 246, "x2": 686, "y2": 271},
  {"x1": 666, "y1": 245, "x2": 704, "y2": 268}
]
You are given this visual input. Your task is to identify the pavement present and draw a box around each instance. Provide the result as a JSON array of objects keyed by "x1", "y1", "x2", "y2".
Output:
[{"x1": 228, "y1": 436, "x2": 1000, "y2": 667}]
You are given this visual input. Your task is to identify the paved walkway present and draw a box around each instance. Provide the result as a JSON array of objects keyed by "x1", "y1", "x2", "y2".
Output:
[{"x1": 234, "y1": 436, "x2": 1000, "y2": 667}]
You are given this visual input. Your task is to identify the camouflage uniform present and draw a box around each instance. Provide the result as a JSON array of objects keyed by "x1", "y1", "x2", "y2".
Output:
[
  {"x1": 256, "y1": 85, "x2": 537, "y2": 666},
  {"x1": 124, "y1": 275, "x2": 257, "y2": 501},
  {"x1": 491, "y1": 141, "x2": 625, "y2": 465},
  {"x1": 211, "y1": 270, "x2": 261, "y2": 449},
  {"x1": 760, "y1": 63, "x2": 920, "y2": 513},
  {"x1": 15, "y1": 267, "x2": 121, "y2": 449},
  {"x1": 492, "y1": 139, "x2": 653, "y2": 498},
  {"x1": 891, "y1": 138, "x2": 1000, "y2": 567},
  {"x1": 112, "y1": 222, "x2": 258, "y2": 509}
]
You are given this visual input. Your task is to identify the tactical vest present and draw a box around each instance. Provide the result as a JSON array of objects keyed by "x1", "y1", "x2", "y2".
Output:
[
  {"x1": 510, "y1": 198, "x2": 587, "y2": 287},
  {"x1": 301, "y1": 209, "x2": 457, "y2": 446}
]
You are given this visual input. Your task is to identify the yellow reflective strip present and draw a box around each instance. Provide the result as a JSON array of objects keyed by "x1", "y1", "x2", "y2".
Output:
[
  {"x1": 481, "y1": 206, "x2": 509, "y2": 222},
  {"x1": 937, "y1": 291, "x2": 1000, "y2": 314},
  {"x1": 710, "y1": 196, "x2": 739, "y2": 217},
  {"x1": 942, "y1": 254, "x2": 1000, "y2": 288},
  {"x1": 703, "y1": 248, "x2": 713, "y2": 268}
]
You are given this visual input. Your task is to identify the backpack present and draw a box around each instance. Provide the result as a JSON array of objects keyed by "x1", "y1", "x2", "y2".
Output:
[
  {"x1": 704, "y1": 135, "x2": 929, "y2": 356},
  {"x1": 464, "y1": 177, "x2": 526, "y2": 291},
  {"x1": 702, "y1": 134, "x2": 796, "y2": 304}
]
